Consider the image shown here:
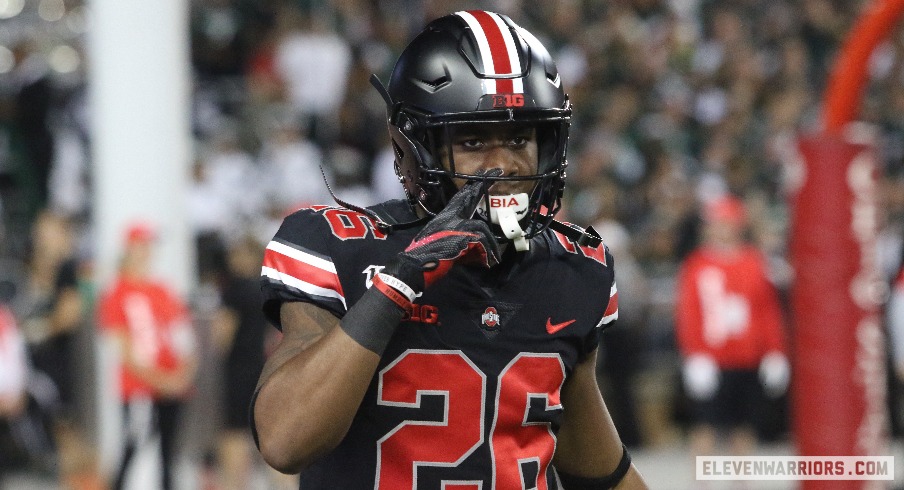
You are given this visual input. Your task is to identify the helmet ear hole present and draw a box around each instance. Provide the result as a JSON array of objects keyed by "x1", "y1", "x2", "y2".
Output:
[
  {"x1": 388, "y1": 126, "x2": 419, "y2": 204},
  {"x1": 389, "y1": 123, "x2": 447, "y2": 213}
]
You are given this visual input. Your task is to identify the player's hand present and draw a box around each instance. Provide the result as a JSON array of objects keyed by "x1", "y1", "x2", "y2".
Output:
[
  {"x1": 0, "y1": 393, "x2": 27, "y2": 418},
  {"x1": 758, "y1": 351, "x2": 790, "y2": 398},
  {"x1": 384, "y1": 170, "x2": 502, "y2": 292},
  {"x1": 682, "y1": 354, "x2": 719, "y2": 401}
]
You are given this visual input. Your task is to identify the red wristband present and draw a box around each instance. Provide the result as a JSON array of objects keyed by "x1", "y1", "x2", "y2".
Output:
[{"x1": 372, "y1": 274, "x2": 413, "y2": 312}]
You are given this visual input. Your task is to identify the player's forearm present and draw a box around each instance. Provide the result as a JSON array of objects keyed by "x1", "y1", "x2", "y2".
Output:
[
  {"x1": 259, "y1": 276, "x2": 414, "y2": 470},
  {"x1": 254, "y1": 319, "x2": 383, "y2": 472},
  {"x1": 553, "y1": 351, "x2": 650, "y2": 488}
]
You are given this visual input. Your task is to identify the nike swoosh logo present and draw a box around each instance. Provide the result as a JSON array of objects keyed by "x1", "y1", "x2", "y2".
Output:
[{"x1": 546, "y1": 318, "x2": 576, "y2": 334}]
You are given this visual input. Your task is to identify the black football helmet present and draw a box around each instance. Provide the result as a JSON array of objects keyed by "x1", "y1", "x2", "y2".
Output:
[{"x1": 371, "y1": 10, "x2": 572, "y2": 240}]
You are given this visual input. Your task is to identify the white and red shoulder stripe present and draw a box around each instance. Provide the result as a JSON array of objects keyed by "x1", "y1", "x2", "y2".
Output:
[
  {"x1": 454, "y1": 10, "x2": 523, "y2": 95},
  {"x1": 597, "y1": 281, "x2": 619, "y2": 327},
  {"x1": 261, "y1": 240, "x2": 347, "y2": 310}
]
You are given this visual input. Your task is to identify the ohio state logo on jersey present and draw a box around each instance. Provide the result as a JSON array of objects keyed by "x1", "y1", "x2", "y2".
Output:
[
  {"x1": 473, "y1": 302, "x2": 523, "y2": 339},
  {"x1": 481, "y1": 307, "x2": 500, "y2": 329}
]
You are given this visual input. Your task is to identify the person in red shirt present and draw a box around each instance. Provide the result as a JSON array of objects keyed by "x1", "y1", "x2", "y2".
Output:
[
  {"x1": 97, "y1": 222, "x2": 197, "y2": 490},
  {"x1": 0, "y1": 302, "x2": 30, "y2": 476},
  {"x1": 888, "y1": 258, "x2": 904, "y2": 436},
  {"x1": 0, "y1": 302, "x2": 28, "y2": 426},
  {"x1": 675, "y1": 195, "x2": 790, "y2": 457},
  {"x1": 889, "y1": 262, "x2": 904, "y2": 384}
]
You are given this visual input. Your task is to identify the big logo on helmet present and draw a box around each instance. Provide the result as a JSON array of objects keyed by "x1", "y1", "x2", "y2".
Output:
[{"x1": 492, "y1": 94, "x2": 524, "y2": 108}]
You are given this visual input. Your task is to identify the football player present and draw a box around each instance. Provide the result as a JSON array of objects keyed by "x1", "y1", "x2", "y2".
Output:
[{"x1": 252, "y1": 10, "x2": 648, "y2": 489}]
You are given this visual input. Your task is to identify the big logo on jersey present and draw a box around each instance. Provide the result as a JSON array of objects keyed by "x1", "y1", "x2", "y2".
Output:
[{"x1": 363, "y1": 265, "x2": 438, "y2": 325}]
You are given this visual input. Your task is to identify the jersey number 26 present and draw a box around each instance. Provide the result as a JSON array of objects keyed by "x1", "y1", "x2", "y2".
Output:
[{"x1": 376, "y1": 350, "x2": 565, "y2": 489}]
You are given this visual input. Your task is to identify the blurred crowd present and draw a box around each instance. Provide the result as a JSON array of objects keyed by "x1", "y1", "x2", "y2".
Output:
[{"x1": 2, "y1": 0, "x2": 904, "y2": 488}]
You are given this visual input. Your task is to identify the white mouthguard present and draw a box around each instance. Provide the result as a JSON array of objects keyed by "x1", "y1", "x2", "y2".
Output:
[{"x1": 478, "y1": 193, "x2": 531, "y2": 251}]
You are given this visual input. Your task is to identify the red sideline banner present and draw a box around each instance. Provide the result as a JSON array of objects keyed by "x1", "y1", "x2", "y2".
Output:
[{"x1": 788, "y1": 128, "x2": 889, "y2": 489}]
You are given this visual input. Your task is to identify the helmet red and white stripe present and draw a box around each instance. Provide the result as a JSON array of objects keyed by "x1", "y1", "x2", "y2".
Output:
[{"x1": 454, "y1": 10, "x2": 524, "y2": 95}]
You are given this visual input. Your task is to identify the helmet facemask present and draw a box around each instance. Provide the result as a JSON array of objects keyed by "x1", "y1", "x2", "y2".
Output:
[{"x1": 390, "y1": 106, "x2": 570, "y2": 243}]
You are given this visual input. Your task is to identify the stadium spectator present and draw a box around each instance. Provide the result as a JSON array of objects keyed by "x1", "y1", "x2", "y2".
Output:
[
  {"x1": 0, "y1": 301, "x2": 30, "y2": 477},
  {"x1": 13, "y1": 209, "x2": 102, "y2": 488},
  {"x1": 271, "y1": 5, "x2": 352, "y2": 145},
  {"x1": 888, "y1": 253, "x2": 904, "y2": 437},
  {"x1": 211, "y1": 235, "x2": 296, "y2": 490},
  {"x1": 674, "y1": 195, "x2": 790, "y2": 457},
  {"x1": 10, "y1": 39, "x2": 55, "y2": 219},
  {"x1": 97, "y1": 222, "x2": 198, "y2": 490}
]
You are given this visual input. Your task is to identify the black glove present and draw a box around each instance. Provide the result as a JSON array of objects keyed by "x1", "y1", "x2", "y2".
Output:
[
  {"x1": 384, "y1": 171, "x2": 502, "y2": 292},
  {"x1": 347, "y1": 171, "x2": 500, "y2": 355}
]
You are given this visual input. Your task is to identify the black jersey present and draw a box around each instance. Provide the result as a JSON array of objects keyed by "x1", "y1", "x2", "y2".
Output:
[{"x1": 260, "y1": 200, "x2": 619, "y2": 489}]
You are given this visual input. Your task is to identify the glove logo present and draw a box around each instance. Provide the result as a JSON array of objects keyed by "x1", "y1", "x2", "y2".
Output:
[{"x1": 363, "y1": 265, "x2": 384, "y2": 289}]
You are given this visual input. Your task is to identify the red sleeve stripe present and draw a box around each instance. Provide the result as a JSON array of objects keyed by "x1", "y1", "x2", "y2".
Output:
[
  {"x1": 598, "y1": 282, "x2": 619, "y2": 327},
  {"x1": 405, "y1": 230, "x2": 476, "y2": 252},
  {"x1": 261, "y1": 241, "x2": 346, "y2": 309},
  {"x1": 456, "y1": 10, "x2": 523, "y2": 95}
]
